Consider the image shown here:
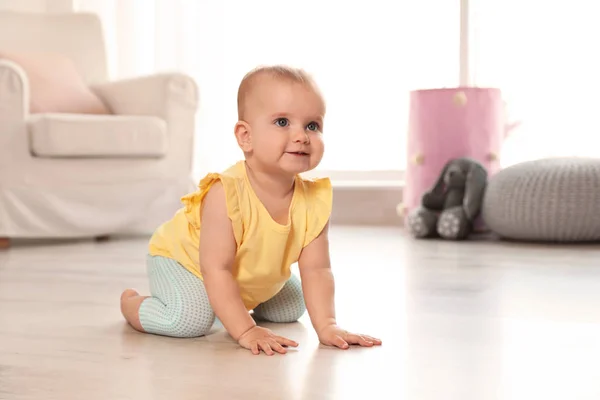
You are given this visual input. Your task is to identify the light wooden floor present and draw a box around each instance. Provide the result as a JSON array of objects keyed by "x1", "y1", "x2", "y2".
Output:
[{"x1": 2, "y1": 226, "x2": 600, "y2": 399}]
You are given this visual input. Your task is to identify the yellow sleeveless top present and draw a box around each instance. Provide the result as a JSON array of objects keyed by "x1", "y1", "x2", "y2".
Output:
[{"x1": 148, "y1": 160, "x2": 332, "y2": 310}]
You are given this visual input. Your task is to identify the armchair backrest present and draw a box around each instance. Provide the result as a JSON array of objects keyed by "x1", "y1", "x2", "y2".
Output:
[{"x1": 0, "y1": 11, "x2": 108, "y2": 84}]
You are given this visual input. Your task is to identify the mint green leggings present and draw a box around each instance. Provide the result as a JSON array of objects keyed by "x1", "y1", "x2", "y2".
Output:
[{"x1": 139, "y1": 255, "x2": 306, "y2": 338}]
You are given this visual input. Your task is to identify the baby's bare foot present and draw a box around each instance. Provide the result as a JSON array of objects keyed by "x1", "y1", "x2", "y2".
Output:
[{"x1": 120, "y1": 289, "x2": 148, "y2": 333}]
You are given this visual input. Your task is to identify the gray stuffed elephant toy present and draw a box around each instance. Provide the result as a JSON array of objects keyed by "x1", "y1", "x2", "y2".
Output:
[{"x1": 406, "y1": 157, "x2": 488, "y2": 240}]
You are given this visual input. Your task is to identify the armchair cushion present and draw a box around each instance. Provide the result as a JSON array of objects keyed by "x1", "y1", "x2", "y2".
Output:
[
  {"x1": 0, "y1": 51, "x2": 110, "y2": 115},
  {"x1": 28, "y1": 113, "x2": 168, "y2": 158}
]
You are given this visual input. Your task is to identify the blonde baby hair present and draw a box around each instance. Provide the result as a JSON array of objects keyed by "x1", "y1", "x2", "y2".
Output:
[{"x1": 236, "y1": 65, "x2": 323, "y2": 120}]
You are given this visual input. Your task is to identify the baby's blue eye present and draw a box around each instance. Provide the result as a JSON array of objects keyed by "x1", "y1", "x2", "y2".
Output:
[
  {"x1": 307, "y1": 122, "x2": 319, "y2": 131},
  {"x1": 275, "y1": 118, "x2": 289, "y2": 127}
]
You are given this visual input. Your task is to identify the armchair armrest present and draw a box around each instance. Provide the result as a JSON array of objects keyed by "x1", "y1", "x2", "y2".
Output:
[
  {"x1": 91, "y1": 72, "x2": 199, "y2": 172},
  {"x1": 0, "y1": 59, "x2": 29, "y2": 124},
  {"x1": 91, "y1": 72, "x2": 198, "y2": 120}
]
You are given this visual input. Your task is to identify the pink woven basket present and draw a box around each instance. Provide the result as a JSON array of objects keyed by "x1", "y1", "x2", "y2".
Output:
[{"x1": 400, "y1": 87, "x2": 519, "y2": 226}]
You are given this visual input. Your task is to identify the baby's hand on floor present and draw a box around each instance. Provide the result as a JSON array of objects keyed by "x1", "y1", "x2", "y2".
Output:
[
  {"x1": 237, "y1": 326, "x2": 298, "y2": 355},
  {"x1": 317, "y1": 324, "x2": 382, "y2": 349}
]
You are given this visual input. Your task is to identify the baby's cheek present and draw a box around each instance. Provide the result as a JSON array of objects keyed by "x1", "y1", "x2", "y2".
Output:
[
  {"x1": 312, "y1": 135, "x2": 325, "y2": 150},
  {"x1": 311, "y1": 144, "x2": 325, "y2": 161}
]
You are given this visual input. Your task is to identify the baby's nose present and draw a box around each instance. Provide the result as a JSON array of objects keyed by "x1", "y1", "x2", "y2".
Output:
[{"x1": 293, "y1": 130, "x2": 309, "y2": 142}]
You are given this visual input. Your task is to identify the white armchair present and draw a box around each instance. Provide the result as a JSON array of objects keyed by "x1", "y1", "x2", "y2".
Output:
[{"x1": 0, "y1": 11, "x2": 199, "y2": 246}]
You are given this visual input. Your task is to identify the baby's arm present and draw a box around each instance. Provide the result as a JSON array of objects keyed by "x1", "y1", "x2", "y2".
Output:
[
  {"x1": 297, "y1": 221, "x2": 337, "y2": 333},
  {"x1": 199, "y1": 181, "x2": 256, "y2": 340},
  {"x1": 298, "y1": 221, "x2": 382, "y2": 349},
  {"x1": 199, "y1": 182, "x2": 298, "y2": 355}
]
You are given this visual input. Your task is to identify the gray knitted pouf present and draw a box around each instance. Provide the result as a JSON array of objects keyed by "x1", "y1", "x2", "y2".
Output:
[{"x1": 482, "y1": 157, "x2": 600, "y2": 242}]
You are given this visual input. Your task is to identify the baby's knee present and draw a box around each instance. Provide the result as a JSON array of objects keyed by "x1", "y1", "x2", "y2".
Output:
[
  {"x1": 139, "y1": 298, "x2": 215, "y2": 338},
  {"x1": 170, "y1": 311, "x2": 215, "y2": 338},
  {"x1": 280, "y1": 301, "x2": 306, "y2": 323},
  {"x1": 254, "y1": 297, "x2": 306, "y2": 323}
]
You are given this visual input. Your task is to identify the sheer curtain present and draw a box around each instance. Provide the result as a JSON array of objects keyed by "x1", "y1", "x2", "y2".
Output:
[
  {"x1": 470, "y1": 0, "x2": 600, "y2": 167},
  {"x1": 74, "y1": 0, "x2": 460, "y2": 179}
]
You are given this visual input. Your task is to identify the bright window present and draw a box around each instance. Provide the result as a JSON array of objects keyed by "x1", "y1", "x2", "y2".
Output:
[{"x1": 75, "y1": 0, "x2": 600, "y2": 179}]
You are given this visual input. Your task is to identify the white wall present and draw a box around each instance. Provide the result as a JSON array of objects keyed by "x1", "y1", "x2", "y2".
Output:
[{"x1": 0, "y1": 0, "x2": 73, "y2": 13}]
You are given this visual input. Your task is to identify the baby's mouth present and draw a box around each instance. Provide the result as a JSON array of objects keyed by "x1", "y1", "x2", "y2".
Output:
[{"x1": 287, "y1": 151, "x2": 309, "y2": 156}]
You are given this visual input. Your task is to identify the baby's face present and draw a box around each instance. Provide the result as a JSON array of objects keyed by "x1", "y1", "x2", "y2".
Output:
[{"x1": 239, "y1": 77, "x2": 325, "y2": 175}]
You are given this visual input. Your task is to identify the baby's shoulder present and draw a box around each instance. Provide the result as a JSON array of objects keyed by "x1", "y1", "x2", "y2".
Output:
[
  {"x1": 179, "y1": 162, "x2": 246, "y2": 228},
  {"x1": 295, "y1": 175, "x2": 333, "y2": 217},
  {"x1": 296, "y1": 175, "x2": 332, "y2": 197},
  {"x1": 294, "y1": 175, "x2": 333, "y2": 246}
]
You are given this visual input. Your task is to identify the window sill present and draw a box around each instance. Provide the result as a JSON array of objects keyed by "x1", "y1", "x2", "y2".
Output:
[
  {"x1": 302, "y1": 169, "x2": 405, "y2": 189},
  {"x1": 330, "y1": 181, "x2": 404, "y2": 227},
  {"x1": 330, "y1": 179, "x2": 404, "y2": 189}
]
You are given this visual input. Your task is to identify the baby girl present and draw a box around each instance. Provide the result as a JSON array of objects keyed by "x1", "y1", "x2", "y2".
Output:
[{"x1": 119, "y1": 65, "x2": 381, "y2": 355}]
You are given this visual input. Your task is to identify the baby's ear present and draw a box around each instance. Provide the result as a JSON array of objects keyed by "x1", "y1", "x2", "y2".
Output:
[{"x1": 234, "y1": 121, "x2": 252, "y2": 152}]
